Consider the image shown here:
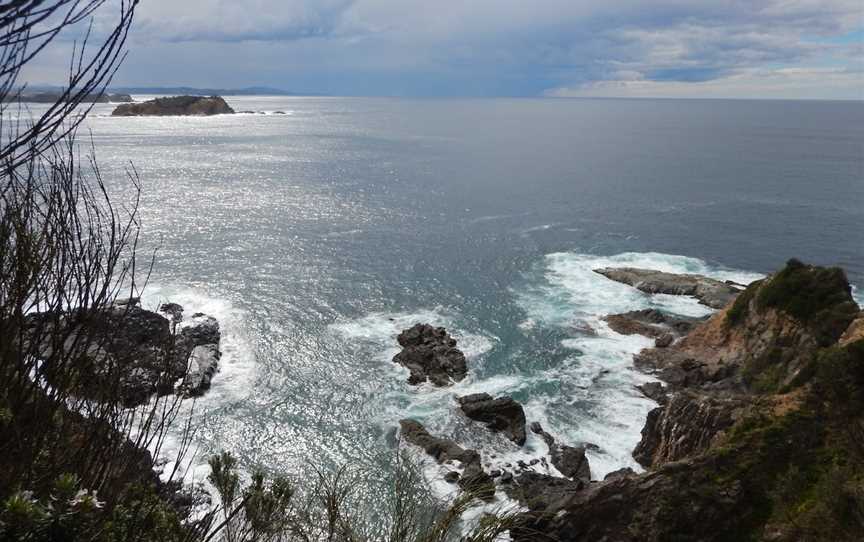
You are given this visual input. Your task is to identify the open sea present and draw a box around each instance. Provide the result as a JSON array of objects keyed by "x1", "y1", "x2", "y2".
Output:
[{"x1": 71, "y1": 96, "x2": 864, "y2": 504}]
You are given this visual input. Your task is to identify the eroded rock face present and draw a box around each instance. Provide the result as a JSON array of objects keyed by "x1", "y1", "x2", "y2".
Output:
[
  {"x1": 112, "y1": 95, "x2": 234, "y2": 116},
  {"x1": 393, "y1": 324, "x2": 467, "y2": 386},
  {"x1": 594, "y1": 267, "x2": 743, "y2": 309},
  {"x1": 398, "y1": 419, "x2": 494, "y2": 499},
  {"x1": 635, "y1": 261, "x2": 859, "y2": 393},
  {"x1": 633, "y1": 391, "x2": 743, "y2": 469},
  {"x1": 457, "y1": 393, "x2": 527, "y2": 445}
]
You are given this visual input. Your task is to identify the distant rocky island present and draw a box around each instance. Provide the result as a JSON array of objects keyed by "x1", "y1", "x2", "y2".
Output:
[
  {"x1": 9, "y1": 91, "x2": 132, "y2": 103},
  {"x1": 111, "y1": 95, "x2": 235, "y2": 116}
]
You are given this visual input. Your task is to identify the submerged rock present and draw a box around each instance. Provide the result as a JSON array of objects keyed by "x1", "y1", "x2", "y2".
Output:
[
  {"x1": 392, "y1": 324, "x2": 467, "y2": 386},
  {"x1": 594, "y1": 267, "x2": 744, "y2": 309},
  {"x1": 456, "y1": 393, "x2": 527, "y2": 445},
  {"x1": 112, "y1": 95, "x2": 234, "y2": 116}
]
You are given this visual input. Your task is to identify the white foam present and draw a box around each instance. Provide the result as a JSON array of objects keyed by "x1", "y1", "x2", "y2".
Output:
[
  {"x1": 513, "y1": 251, "x2": 763, "y2": 478},
  {"x1": 137, "y1": 284, "x2": 257, "y2": 485}
]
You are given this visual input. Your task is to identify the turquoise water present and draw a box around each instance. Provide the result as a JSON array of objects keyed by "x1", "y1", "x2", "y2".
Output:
[{"x1": 70, "y1": 96, "x2": 863, "y2": 502}]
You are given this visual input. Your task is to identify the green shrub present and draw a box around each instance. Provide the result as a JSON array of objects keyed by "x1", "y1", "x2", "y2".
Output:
[{"x1": 756, "y1": 259, "x2": 859, "y2": 345}]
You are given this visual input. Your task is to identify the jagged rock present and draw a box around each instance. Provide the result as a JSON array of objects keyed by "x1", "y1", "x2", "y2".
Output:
[
  {"x1": 398, "y1": 419, "x2": 494, "y2": 499},
  {"x1": 512, "y1": 456, "x2": 745, "y2": 542},
  {"x1": 636, "y1": 382, "x2": 669, "y2": 405},
  {"x1": 603, "y1": 468, "x2": 636, "y2": 481},
  {"x1": 655, "y1": 333, "x2": 674, "y2": 347},
  {"x1": 180, "y1": 344, "x2": 220, "y2": 396},
  {"x1": 529, "y1": 422, "x2": 591, "y2": 482},
  {"x1": 604, "y1": 309, "x2": 702, "y2": 339},
  {"x1": 456, "y1": 393, "x2": 527, "y2": 445},
  {"x1": 505, "y1": 471, "x2": 586, "y2": 510},
  {"x1": 398, "y1": 419, "x2": 470, "y2": 463},
  {"x1": 392, "y1": 324, "x2": 467, "y2": 386},
  {"x1": 112, "y1": 95, "x2": 234, "y2": 116},
  {"x1": 594, "y1": 267, "x2": 744, "y2": 309},
  {"x1": 633, "y1": 391, "x2": 744, "y2": 468}
]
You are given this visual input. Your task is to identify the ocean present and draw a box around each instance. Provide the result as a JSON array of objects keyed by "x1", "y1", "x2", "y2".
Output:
[{"x1": 75, "y1": 96, "x2": 863, "y2": 503}]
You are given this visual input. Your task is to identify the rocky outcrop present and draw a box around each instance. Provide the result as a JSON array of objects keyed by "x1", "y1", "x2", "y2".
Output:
[
  {"x1": 594, "y1": 267, "x2": 744, "y2": 309},
  {"x1": 604, "y1": 308, "x2": 703, "y2": 340},
  {"x1": 635, "y1": 382, "x2": 669, "y2": 405},
  {"x1": 456, "y1": 393, "x2": 527, "y2": 445},
  {"x1": 633, "y1": 391, "x2": 743, "y2": 468},
  {"x1": 393, "y1": 324, "x2": 468, "y2": 386},
  {"x1": 504, "y1": 471, "x2": 586, "y2": 510},
  {"x1": 111, "y1": 95, "x2": 234, "y2": 116},
  {"x1": 635, "y1": 260, "x2": 859, "y2": 393},
  {"x1": 398, "y1": 419, "x2": 494, "y2": 498},
  {"x1": 529, "y1": 422, "x2": 591, "y2": 482},
  {"x1": 512, "y1": 455, "x2": 746, "y2": 542},
  {"x1": 29, "y1": 299, "x2": 221, "y2": 406}
]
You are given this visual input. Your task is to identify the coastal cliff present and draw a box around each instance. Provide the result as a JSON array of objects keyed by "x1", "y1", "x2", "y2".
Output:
[{"x1": 514, "y1": 259, "x2": 864, "y2": 541}]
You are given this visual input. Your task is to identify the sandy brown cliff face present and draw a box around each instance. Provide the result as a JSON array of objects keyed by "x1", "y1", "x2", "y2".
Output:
[{"x1": 516, "y1": 260, "x2": 864, "y2": 542}]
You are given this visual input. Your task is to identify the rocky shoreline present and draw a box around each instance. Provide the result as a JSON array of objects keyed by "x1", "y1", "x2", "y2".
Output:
[{"x1": 394, "y1": 259, "x2": 864, "y2": 540}]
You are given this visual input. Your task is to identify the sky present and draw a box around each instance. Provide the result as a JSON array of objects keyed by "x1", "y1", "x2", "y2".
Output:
[{"x1": 22, "y1": 0, "x2": 864, "y2": 99}]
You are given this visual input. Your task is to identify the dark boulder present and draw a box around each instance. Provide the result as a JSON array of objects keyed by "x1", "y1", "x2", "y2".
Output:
[
  {"x1": 456, "y1": 393, "x2": 527, "y2": 445},
  {"x1": 529, "y1": 422, "x2": 591, "y2": 483},
  {"x1": 393, "y1": 324, "x2": 468, "y2": 386}
]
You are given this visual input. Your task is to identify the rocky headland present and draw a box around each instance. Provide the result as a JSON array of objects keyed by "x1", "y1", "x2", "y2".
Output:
[
  {"x1": 111, "y1": 95, "x2": 234, "y2": 116},
  {"x1": 511, "y1": 259, "x2": 863, "y2": 541},
  {"x1": 394, "y1": 259, "x2": 864, "y2": 541}
]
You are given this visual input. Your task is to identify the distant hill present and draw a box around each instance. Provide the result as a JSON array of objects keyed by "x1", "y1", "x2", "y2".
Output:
[
  {"x1": 110, "y1": 86, "x2": 307, "y2": 96},
  {"x1": 4, "y1": 89, "x2": 132, "y2": 103}
]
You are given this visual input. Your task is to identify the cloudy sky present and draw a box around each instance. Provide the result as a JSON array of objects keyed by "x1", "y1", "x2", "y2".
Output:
[{"x1": 25, "y1": 0, "x2": 864, "y2": 98}]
